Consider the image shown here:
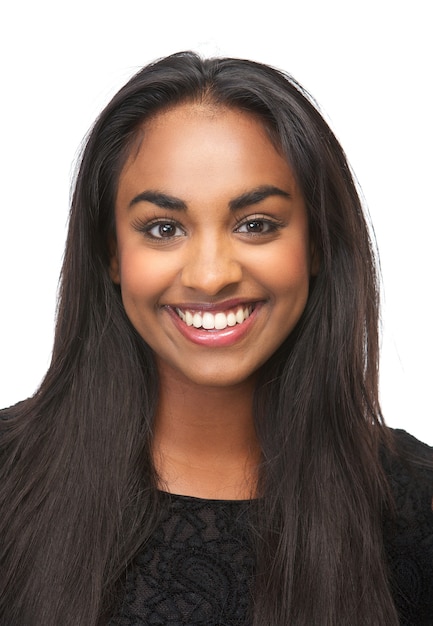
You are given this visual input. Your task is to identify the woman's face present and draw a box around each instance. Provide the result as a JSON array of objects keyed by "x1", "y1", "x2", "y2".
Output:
[{"x1": 111, "y1": 104, "x2": 317, "y2": 388}]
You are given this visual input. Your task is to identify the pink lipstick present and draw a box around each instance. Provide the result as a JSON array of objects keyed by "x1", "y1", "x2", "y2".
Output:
[{"x1": 164, "y1": 301, "x2": 263, "y2": 347}]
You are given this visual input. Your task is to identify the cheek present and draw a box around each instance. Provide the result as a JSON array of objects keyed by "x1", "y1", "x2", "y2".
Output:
[
  {"x1": 251, "y1": 239, "x2": 312, "y2": 299},
  {"x1": 117, "y1": 249, "x2": 173, "y2": 306}
]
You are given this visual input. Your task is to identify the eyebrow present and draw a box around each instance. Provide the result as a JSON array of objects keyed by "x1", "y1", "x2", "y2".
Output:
[
  {"x1": 128, "y1": 184, "x2": 291, "y2": 212},
  {"x1": 129, "y1": 190, "x2": 187, "y2": 211},
  {"x1": 228, "y1": 185, "x2": 291, "y2": 211}
]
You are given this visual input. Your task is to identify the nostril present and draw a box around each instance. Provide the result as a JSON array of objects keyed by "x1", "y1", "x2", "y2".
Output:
[{"x1": 181, "y1": 256, "x2": 242, "y2": 294}]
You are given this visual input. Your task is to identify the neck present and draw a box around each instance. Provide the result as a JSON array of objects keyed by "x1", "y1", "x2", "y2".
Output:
[{"x1": 152, "y1": 364, "x2": 260, "y2": 500}]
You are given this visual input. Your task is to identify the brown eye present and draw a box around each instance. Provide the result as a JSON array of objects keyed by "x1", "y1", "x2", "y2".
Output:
[
  {"x1": 145, "y1": 221, "x2": 185, "y2": 239},
  {"x1": 236, "y1": 219, "x2": 278, "y2": 235},
  {"x1": 246, "y1": 220, "x2": 265, "y2": 233},
  {"x1": 158, "y1": 223, "x2": 176, "y2": 237}
]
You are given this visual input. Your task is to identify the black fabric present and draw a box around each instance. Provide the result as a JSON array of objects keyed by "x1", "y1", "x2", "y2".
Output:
[
  {"x1": 111, "y1": 430, "x2": 433, "y2": 625},
  {"x1": 110, "y1": 496, "x2": 254, "y2": 626},
  {"x1": 383, "y1": 430, "x2": 433, "y2": 624}
]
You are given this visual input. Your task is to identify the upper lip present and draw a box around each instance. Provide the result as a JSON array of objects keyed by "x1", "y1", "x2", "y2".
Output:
[{"x1": 164, "y1": 298, "x2": 264, "y2": 312}]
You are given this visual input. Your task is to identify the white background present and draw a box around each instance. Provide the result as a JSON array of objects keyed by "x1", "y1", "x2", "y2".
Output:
[{"x1": 0, "y1": 0, "x2": 431, "y2": 443}]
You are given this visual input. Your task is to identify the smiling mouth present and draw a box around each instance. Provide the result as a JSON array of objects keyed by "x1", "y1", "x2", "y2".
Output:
[{"x1": 174, "y1": 304, "x2": 256, "y2": 331}]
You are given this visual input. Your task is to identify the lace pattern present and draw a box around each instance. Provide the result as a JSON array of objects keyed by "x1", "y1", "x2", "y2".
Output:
[
  {"x1": 111, "y1": 431, "x2": 433, "y2": 625},
  {"x1": 110, "y1": 495, "x2": 254, "y2": 625}
]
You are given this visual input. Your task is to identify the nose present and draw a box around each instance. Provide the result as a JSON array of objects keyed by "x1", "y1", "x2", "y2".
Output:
[{"x1": 181, "y1": 234, "x2": 243, "y2": 296}]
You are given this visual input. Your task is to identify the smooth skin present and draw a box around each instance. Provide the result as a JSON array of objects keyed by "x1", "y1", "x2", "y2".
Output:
[{"x1": 111, "y1": 104, "x2": 318, "y2": 499}]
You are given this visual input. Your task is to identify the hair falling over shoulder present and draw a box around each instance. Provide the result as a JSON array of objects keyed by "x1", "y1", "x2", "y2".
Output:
[{"x1": 0, "y1": 52, "x2": 401, "y2": 624}]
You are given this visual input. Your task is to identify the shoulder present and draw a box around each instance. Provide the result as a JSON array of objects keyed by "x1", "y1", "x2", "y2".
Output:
[
  {"x1": 0, "y1": 400, "x2": 28, "y2": 420},
  {"x1": 391, "y1": 428, "x2": 433, "y2": 462},
  {"x1": 382, "y1": 428, "x2": 432, "y2": 532},
  {"x1": 385, "y1": 429, "x2": 433, "y2": 512},
  {"x1": 382, "y1": 429, "x2": 433, "y2": 624},
  {"x1": 0, "y1": 399, "x2": 33, "y2": 453}
]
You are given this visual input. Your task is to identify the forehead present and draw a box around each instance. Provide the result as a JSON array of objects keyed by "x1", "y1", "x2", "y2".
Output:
[{"x1": 117, "y1": 103, "x2": 299, "y2": 204}]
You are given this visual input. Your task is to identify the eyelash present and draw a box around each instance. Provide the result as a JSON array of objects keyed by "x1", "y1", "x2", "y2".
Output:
[
  {"x1": 234, "y1": 216, "x2": 282, "y2": 235},
  {"x1": 132, "y1": 215, "x2": 284, "y2": 241},
  {"x1": 132, "y1": 217, "x2": 185, "y2": 241}
]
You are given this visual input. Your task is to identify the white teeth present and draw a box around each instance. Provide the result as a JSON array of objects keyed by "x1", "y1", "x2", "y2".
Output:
[
  {"x1": 192, "y1": 312, "x2": 202, "y2": 328},
  {"x1": 214, "y1": 312, "x2": 227, "y2": 330},
  {"x1": 176, "y1": 308, "x2": 186, "y2": 322},
  {"x1": 202, "y1": 312, "x2": 215, "y2": 329},
  {"x1": 235, "y1": 308, "x2": 245, "y2": 324},
  {"x1": 175, "y1": 305, "x2": 254, "y2": 330},
  {"x1": 226, "y1": 312, "x2": 237, "y2": 326}
]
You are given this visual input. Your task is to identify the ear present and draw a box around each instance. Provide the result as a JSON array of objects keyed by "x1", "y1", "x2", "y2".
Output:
[
  {"x1": 108, "y1": 236, "x2": 121, "y2": 284},
  {"x1": 310, "y1": 240, "x2": 320, "y2": 277}
]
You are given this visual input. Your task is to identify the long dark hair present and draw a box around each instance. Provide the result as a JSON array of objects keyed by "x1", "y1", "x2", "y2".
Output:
[{"x1": 0, "y1": 52, "x2": 399, "y2": 624}]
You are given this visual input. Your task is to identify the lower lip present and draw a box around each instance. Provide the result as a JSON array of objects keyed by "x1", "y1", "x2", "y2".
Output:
[{"x1": 164, "y1": 304, "x2": 263, "y2": 347}]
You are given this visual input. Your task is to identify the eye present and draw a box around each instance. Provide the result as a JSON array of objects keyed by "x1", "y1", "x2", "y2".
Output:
[
  {"x1": 235, "y1": 218, "x2": 279, "y2": 235},
  {"x1": 147, "y1": 222, "x2": 185, "y2": 239},
  {"x1": 133, "y1": 219, "x2": 186, "y2": 240}
]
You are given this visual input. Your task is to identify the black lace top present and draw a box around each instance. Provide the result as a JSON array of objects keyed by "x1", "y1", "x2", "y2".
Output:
[{"x1": 111, "y1": 430, "x2": 433, "y2": 625}]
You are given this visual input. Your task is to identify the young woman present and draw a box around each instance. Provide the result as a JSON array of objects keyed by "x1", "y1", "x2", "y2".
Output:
[{"x1": 0, "y1": 52, "x2": 432, "y2": 625}]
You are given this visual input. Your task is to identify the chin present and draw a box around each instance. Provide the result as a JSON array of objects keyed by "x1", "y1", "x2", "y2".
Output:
[{"x1": 157, "y1": 358, "x2": 258, "y2": 390}]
